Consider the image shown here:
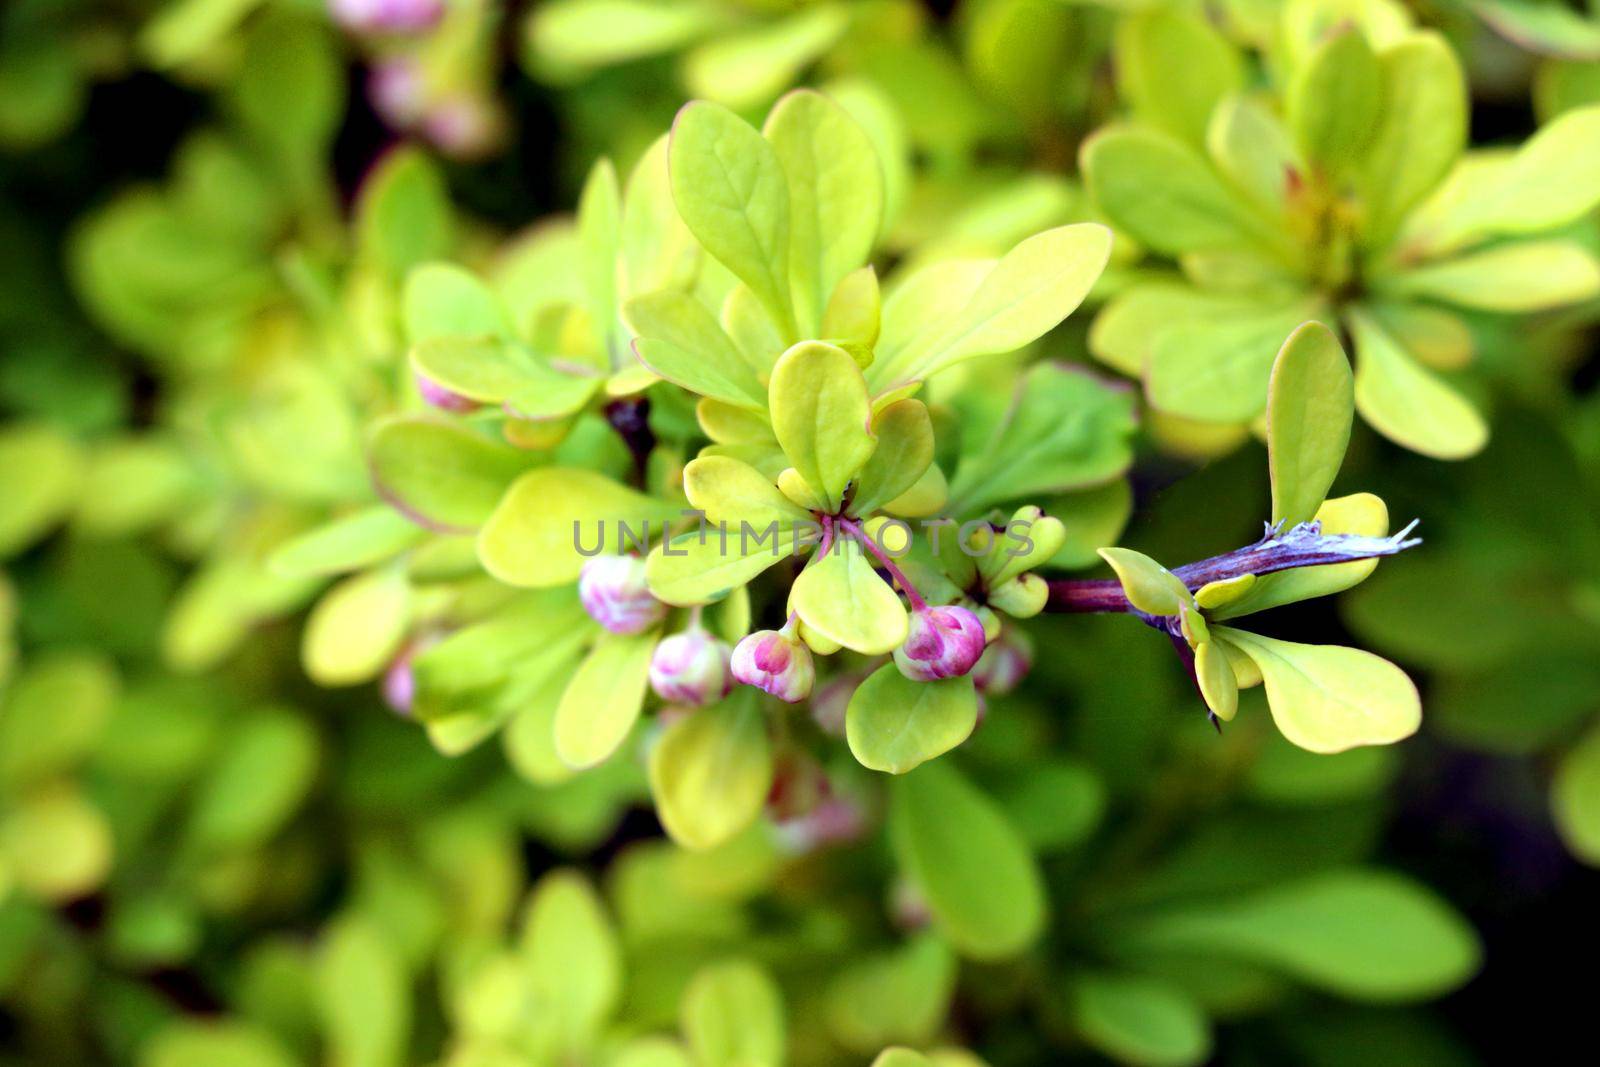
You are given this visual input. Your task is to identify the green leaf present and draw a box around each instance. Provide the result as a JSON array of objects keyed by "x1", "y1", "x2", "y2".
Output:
[
  {"x1": 526, "y1": 0, "x2": 721, "y2": 74},
  {"x1": 578, "y1": 158, "x2": 622, "y2": 354},
  {"x1": 684, "y1": 455, "x2": 813, "y2": 531},
  {"x1": 626, "y1": 290, "x2": 765, "y2": 408},
  {"x1": 646, "y1": 529, "x2": 800, "y2": 606},
  {"x1": 1098, "y1": 548, "x2": 1190, "y2": 617},
  {"x1": 852, "y1": 400, "x2": 935, "y2": 515},
  {"x1": 228, "y1": 12, "x2": 342, "y2": 197},
  {"x1": 0, "y1": 422, "x2": 83, "y2": 557},
  {"x1": 369, "y1": 417, "x2": 533, "y2": 532},
  {"x1": 302, "y1": 568, "x2": 411, "y2": 687},
  {"x1": 1112, "y1": 870, "x2": 1481, "y2": 1001},
  {"x1": 1554, "y1": 724, "x2": 1600, "y2": 865},
  {"x1": 680, "y1": 959, "x2": 786, "y2": 1067},
  {"x1": 315, "y1": 914, "x2": 410, "y2": 1067},
  {"x1": 622, "y1": 134, "x2": 701, "y2": 296},
  {"x1": 412, "y1": 336, "x2": 600, "y2": 419},
  {"x1": 846, "y1": 664, "x2": 978, "y2": 775},
  {"x1": 871, "y1": 1052, "x2": 932, "y2": 1067},
  {"x1": 1116, "y1": 9, "x2": 1243, "y2": 147},
  {"x1": 1194, "y1": 641, "x2": 1239, "y2": 723},
  {"x1": 403, "y1": 262, "x2": 512, "y2": 345},
  {"x1": 669, "y1": 101, "x2": 795, "y2": 339},
  {"x1": 520, "y1": 869, "x2": 622, "y2": 1051},
  {"x1": 478, "y1": 468, "x2": 677, "y2": 587},
  {"x1": 1473, "y1": 0, "x2": 1600, "y2": 60},
  {"x1": 890, "y1": 760, "x2": 1046, "y2": 960},
  {"x1": 871, "y1": 224, "x2": 1112, "y2": 388},
  {"x1": 1287, "y1": 29, "x2": 1381, "y2": 176},
  {"x1": 356, "y1": 147, "x2": 455, "y2": 281},
  {"x1": 74, "y1": 437, "x2": 194, "y2": 537},
  {"x1": 186, "y1": 708, "x2": 318, "y2": 853},
  {"x1": 1387, "y1": 240, "x2": 1600, "y2": 312},
  {"x1": 825, "y1": 934, "x2": 955, "y2": 1053},
  {"x1": 650, "y1": 692, "x2": 772, "y2": 851},
  {"x1": 769, "y1": 340, "x2": 876, "y2": 510},
  {"x1": 949, "y1": 364, "x2": 1137, "y2": 515},
  {"x1": 1347, "y1": 308, "x2": 1487, "y2": 459},
  {"x1": 1216, "y1": 628, "x2": 1421, "y2": 754},
  {"x1": 996, "y1": 760, "x2": 1106, "y2": 853},
  {"x1": 554, "y1": 632, "x2": 657, "y2": 769},
  {"x1": 1146, "y1": 304, "x2": 1328, "y2": 423},
  {"x1": 138, "y1": 1021, "x2": 297, "y2": 1067},
  {"x1": 681, "y1": 5, "x2": 848, "y2": 111},
  {"x1": 791, "y1": 541, "x2": 908, "y2": 655},
  {"x1": 271, "y1": 507, "x2": 425, "y2": 579},
  {"x1": 1069, "y1": 973, "x2": 1211, "y2": 1067},
  {"x1": 1205, "y1": 94, "x2": 1300, "y2": 218},
  {"x1": 1360, "y1": 32, "x2": 1468, "y2": 243},
  {"x1": 1083, "y1": 128, "x2": 1270, "y2": 256},
  {"x1": 1267, "y1": 322, "x2": 1354, "y2": 527},
  {"x1": 822, "y1": 264, "x2": 882, "y2": 347},
  {"x1": 764, "y1": 89, "x2": 884, "y2": 336},
  {"x1": 1444, "y1": 103, "x2": 1600, "y2": 238},
  {"x1": 0, "y1": 651, "x2": 117, "y2": 789},
  {"x1": 0, "y1": 785, "x2": 112, "y2": 901}
]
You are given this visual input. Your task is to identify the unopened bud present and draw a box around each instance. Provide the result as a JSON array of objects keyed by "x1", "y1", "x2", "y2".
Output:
[
  {"x1": 649, "y1": 630, "x2": 731, "y2": 707},
  {"x1": 368, "y1": 59, "x2": 425, "y2": 127},
  {"x1": 331, "y1": 0, "x2": 444, "y2": 34},
  {"x1": 893, "y1": 605, "x2": 986, "y2": 682},
  {"x1": 578, "y1": 555, "x2": 666, "y2": 635},
  {"x1": 972, "y1": 626, "x2": 1033, "y2": 696},
  {"x1": 731, "y1": 627, "x2": 815, "y2": 703},
  {"x1": 988, "y1": 572, "x2": 1049, "y2": 618},
  {"x1": 810, "y1": 672, "x2": 862, "y2": 736}
]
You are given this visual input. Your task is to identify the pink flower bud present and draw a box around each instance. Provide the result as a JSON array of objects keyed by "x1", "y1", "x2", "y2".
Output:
[
  {"x1": 578, "y1": 556, "x2": 666, "y2": 635},
  {"x1": 809, "y1": 672, "x2": 861, "y2": 737},
  {"x1": 649, "y1": 630, "x2": 732, "y2": 707},
  {"x1": 893, "y1": 605, "x2": 986, "y2": 682},
  {"x1": 423, "y1": 96, "x2": 500, "y2": 159},
  {"x1": 731, "y1": 628, "x2": 814, "y2": 703},
  {"x1": 368, "y1": 59, "x2": 425, "y2": 127},
  {"x1": 414, "y1": 370, "x2": 479, "y2": 413},
  {"x1": 382, "y1": 649, "x2": 416, "y2": 716},
  {"x1": 971, "y1": 626, "x2": 1034, "y2": 695},
  {"x1": 331, "y1": 0, "x2": 444, "y2": 34}
]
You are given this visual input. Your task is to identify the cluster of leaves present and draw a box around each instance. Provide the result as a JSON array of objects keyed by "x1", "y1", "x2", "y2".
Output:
[
  {"x1": 3, "y1": 1, "x2": 1599, "y2": 1066},
  {"x1": 1084, "y1": 1, "x2": 1600, "y2": 460}
]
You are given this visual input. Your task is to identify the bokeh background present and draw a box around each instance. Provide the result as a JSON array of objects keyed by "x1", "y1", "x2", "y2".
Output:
[{"x1": 2, "y1": 1, "x2": 1598, "y2": 1065}]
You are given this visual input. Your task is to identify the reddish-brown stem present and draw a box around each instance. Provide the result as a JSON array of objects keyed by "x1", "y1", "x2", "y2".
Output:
[
  {"x1": 1046, "y1": 520, "x2": 1421, "y2": 615},
  {"x1": 838, "y1": 518, "x2": 928, "y2": 611}
]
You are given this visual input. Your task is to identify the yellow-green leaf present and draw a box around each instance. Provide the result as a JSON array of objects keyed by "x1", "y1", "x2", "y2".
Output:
[
  {"x1": 1348, "y1": 308, "x2": 1487, "y2": 459},
  {"x1": 646, "y1": 529, "x2": 801, "y2": 606},
  {"x1": 625, "y1": 290, "x2": 765, "y2": 408},
  {"x1": 554, "y1": 632, "x2": 657, "y2": 769},
  {"x1": 764, "y1": 89, "x2": 884, "y2": 335},
  {"x1": 683, "y1": 455, "x2": 812, "y2": 532},
  {"x1": 649, "y1": 691, "x2": 772, "y2": 851},
  {"x1": 791, "y1": 541, "x2": 907, "y2": 655},
  {"x1": 478, "y1": 469, "x2": 677, "y2": 587},
  {"x1": 669, "y1": 101, "x2": 795, "y2": 339},
  {"x1": 851, "y1": 400, "x2": 935, "y2": 515},
  {"x1": 1097, "y1": 547, "x2": 1190, "y2": 617},
  {"x1": 1216, "y1": 628, "x2": 1421, "y2": 754},
  {"x1": 769, "y1": 340, "x2": 876, "y2": 510},
  {"x1": 302, "y1": 568, "x2": 411, "y2": 687},
  {"x1": 1267, "y1": 322, "x2": 1354, "y2": 528},
  {"x1": 846, "y1": 664, "x2": 977, "y2": 774}
]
